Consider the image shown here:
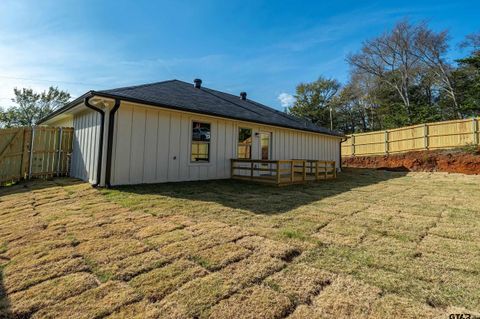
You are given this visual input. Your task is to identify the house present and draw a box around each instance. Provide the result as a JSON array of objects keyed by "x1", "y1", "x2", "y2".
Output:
[{"x1": 39, "y1": 79, "x2": 344, "y2": 186}]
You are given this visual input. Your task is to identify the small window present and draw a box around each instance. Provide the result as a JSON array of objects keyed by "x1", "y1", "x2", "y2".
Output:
[
  {"x1": 191, "y1": 121, "x2": 211, "y2": 162},
  {"x1": 238, "y1": 128, "x2": 252, "y2": 159}
]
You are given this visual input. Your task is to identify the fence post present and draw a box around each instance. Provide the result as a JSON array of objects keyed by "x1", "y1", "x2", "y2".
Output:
[
  {"x1": 423, "y1": 124, "x2": 429, "y2": 150},
  {"x1": 384, "y1": 130, "x2": 389, "y2": 155},
  {"x1": 56, "y1": 127, "x2": 63, "y2": 176},
  {"x1": 28, "y1": 127, "x2": 35, "y2": 179},
  {"x1": 351, "y1": 134, "x2": 355, "y2": 156},
  {"x1": 473, "y1": 118, "x2": 479, "y2": 145}
]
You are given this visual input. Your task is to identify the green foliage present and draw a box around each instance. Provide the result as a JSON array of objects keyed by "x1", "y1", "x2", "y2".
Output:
[
  {"x1": 0, "y1": 86, "x2": 70, "y2": 128},
  {"x1": 460, "y1": 143, "x2": 480, "y2": 155},
  {"x1": 288, "y1": 76, "x2": 340, "y2": 129}
]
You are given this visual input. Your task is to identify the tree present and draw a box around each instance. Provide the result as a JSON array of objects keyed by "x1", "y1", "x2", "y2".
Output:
[
  {"x1": 453, "y1": 32, "x2": 480, "y2": 117},
  {"x1": 413, "y1": 26, "x2": 462, "y2": 118},
  {"x1": 0, "y1": 87, "x2": 70, "y2": 127},
  {"x1": 288, "y1": 76, "x2": 341, "y2": 130},
  {"x1": 347, "y1": 20, "x2": 424, "y2": 124},
  {"x1": 333, "y1": 72, "x2": 381, "y2": 133}
]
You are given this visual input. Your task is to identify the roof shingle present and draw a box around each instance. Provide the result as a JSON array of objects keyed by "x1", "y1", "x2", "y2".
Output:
[{"x1": 98, "y1": 80, "x2": 342, "y2": 137}]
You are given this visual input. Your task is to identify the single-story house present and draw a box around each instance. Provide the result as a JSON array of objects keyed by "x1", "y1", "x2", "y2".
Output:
[{"x1": 39, "y1": 79, "x2": 344, "y2": 186}]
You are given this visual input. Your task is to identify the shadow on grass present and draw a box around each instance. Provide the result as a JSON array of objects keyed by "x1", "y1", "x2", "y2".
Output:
[
  {"x1": 0, "y1": 178, "x2": 84, "y2": 197},
  {"x1": 107, "y1": 169, "x2": 408, "y2": 215},
  {"x1": 0, "y1": 267, "x2": 12, "y2": 319}
]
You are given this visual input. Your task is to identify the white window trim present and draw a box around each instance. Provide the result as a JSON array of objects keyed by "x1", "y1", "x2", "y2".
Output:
[{"x1": 189, "y1": 119, "x2": 212, "y2": 165}]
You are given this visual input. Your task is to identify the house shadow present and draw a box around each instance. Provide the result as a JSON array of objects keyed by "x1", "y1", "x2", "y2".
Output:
[{"x1": 110, "y1": 168, "x2": 408, "y2": 215}]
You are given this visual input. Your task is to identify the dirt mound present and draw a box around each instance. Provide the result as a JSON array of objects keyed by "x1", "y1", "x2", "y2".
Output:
[{"x1": 342, "y1": 149, "x2": 480, "y2": 175}]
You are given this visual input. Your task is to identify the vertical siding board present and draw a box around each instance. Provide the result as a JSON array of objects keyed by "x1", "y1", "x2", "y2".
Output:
[
  {"x1": 216, "y1": 121, "x2": 226, "y2": 178},
  {"x1": 156, "y1": 112, "x2": 170, "y2": 182},
  {"x1": 69, "y1": 109, "x2": 101, "y2": 182},
  {"x1": 130, "y1": 108, "x2": 146, "y2": 184},
  {"x1": 207, "y1": 119, "x2": 217, "y2": 178},
  {"x1": 115, "y1": 106, "x2": 133, "y2": 185},
  {"x1": 143, "y1": 109, "x2": 158, "y2": 183},
  {"x1": 179, "y1": 115, "x2": 190, "y2": 180},
  {"x1": 168, "y1": 114, "x2": 181, "y2": 181}
]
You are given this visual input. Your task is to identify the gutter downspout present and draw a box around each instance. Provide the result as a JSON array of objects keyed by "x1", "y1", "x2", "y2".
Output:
[
  {"x1": 84, "y1": 95, "x2": 105, "y2": 187},
  {"x1": 105, "y1": 99, "x2": 121, "y2": 187}
]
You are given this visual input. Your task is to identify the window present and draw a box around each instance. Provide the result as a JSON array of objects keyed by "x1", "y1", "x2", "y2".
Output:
[
  {"x1": 238, "y1": 128, "x2": 252, "y2": 159},
  {"x1": 191, "y1": 121, "x2": 211, "y2": 162}
]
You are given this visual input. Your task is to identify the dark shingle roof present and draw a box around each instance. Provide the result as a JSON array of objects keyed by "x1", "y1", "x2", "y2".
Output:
[
  {"x1": 41, "y1": 79, "x2": 342, "y2": 137},
  {"x1": 98, "y1": 80, "x2": 342, "y2": 137}
]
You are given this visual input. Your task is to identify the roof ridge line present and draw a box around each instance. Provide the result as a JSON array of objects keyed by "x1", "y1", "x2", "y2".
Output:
[{"x1": 99, "y1": 79, "x2": 178, "y2": 93}]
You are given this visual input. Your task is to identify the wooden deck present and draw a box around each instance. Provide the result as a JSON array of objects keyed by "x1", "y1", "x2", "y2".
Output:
[{"x1": 230, "y1": 159, "x2": 336, "y2": 186}]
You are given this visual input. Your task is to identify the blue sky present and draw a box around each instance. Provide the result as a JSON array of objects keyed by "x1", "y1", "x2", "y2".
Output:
[{"x1": 1, "y1": 0, "x2": 479, "y2": 110}]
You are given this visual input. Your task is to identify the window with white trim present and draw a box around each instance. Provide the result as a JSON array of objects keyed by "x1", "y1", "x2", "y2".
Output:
[{"x1": 191, "y1": 121, "x2": 211, "y2": 162}]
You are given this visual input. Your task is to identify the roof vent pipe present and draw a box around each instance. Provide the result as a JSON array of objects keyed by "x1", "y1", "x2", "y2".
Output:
[
  {"x1": 194, "y1": 78, "x2": 202, "y2": 88},
  {"x1": 240, "y1": 92, "x2": 247, "y2": 100}
]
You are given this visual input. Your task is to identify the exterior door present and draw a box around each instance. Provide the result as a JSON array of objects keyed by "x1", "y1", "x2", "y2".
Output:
[
  {"x1": 257, "y1": 132, "x2": 271, "y2": 176},
  {"x1": 258, "y1": 132, "x2": 271, "y2": 160}
]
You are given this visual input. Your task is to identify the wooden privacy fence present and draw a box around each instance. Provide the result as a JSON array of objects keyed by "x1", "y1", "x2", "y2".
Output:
[
  {"x1": 342, "y1": 117, "x2": 480, "y2": 157},
  {"x1": 0, "y1": 126, "x2": 74, "y2": 186},
  {"x1": 231, "y1": 159, "x2": 336, "y2": 185}
]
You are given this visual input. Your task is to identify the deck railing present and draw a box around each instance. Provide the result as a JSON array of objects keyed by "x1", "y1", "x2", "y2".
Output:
[{"x1": 230, "y1": 159, "x2": 336, "y2": 185}]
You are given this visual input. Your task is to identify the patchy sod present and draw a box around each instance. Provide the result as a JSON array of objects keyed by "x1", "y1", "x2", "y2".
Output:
[
  {"x1": 0, "y1": 169, "x2": 479, "y2": 318},
  {"x1": 209, "y1": 286, "x2": 293, "y2": 319},
  {"x1": 129, "y1": 259, "x2": 209, "y2": 302}
]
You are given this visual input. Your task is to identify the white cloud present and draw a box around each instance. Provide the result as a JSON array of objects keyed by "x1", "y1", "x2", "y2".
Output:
[{"x1": 277, "y1": 93, "x2": 295, "y2": 108}]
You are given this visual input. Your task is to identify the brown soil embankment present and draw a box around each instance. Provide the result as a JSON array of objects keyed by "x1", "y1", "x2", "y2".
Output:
[{"x1": 342, "y1": 149, "x2": 480, "y2": 175}]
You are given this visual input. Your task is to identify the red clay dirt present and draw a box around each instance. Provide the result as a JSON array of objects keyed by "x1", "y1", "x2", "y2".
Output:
[{"x1": 342, "y1": 149, "x2": 480, "y2": 175}]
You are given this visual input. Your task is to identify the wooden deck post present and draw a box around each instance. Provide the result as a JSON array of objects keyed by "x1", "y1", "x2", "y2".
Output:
[
  {"x1": 333, "y1": 162, "x2": 337, "y2": 179},
  {"x1": 325, "y1": 162, "x2": 328, "y2": 180},
  {"x1": 250, "y1": 161, "x2": 254, "y2": 178},
  {"x1": 302, "y1": 161, "x2": 306, "y2": 182},
  {"x1": 290, "y1": 161, "x2": 294, "y2": 182},
  {"x1": 276, "y1": 161, "x2": 280, "y2": 185},
  {"x1": 315, "y1": 161, "x2": 319, "y2": 181}
]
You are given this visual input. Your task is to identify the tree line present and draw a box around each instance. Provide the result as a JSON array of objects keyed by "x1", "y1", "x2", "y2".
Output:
[{"x1": 288, "y1": 20, "x2": 480, "y2": 133}]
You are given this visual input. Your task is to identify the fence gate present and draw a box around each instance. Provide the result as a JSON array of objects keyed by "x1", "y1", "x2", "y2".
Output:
[{"x1": 0, "y1": 126, "x2": 74, "y2": 186}]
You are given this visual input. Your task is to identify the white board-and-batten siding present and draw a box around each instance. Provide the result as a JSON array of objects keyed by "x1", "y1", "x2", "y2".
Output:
[
  {"x1": 109, "y1": 102, "x2": 340, "y2": 186},
  {"x1": 70, "y1": 109, "x2": 101, "y2": 183}
]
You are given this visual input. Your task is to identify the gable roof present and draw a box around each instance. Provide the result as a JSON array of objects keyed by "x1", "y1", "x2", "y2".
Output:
[{"x1": 41, "y1": 79, "x2": 343, "y2": 137}]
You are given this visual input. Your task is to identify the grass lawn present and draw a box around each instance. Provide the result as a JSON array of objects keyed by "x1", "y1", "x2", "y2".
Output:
[{"x1": 0, "y1": 169, "x2": 479, "y2": 318}]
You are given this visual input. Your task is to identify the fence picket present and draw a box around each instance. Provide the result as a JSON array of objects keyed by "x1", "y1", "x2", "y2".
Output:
[
  {"x1": 0, "y1": 126, "x2": 73, "y2": 186},
  {"x1": 342, "y1": 117, "x2": 480, "y2": 157}
]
